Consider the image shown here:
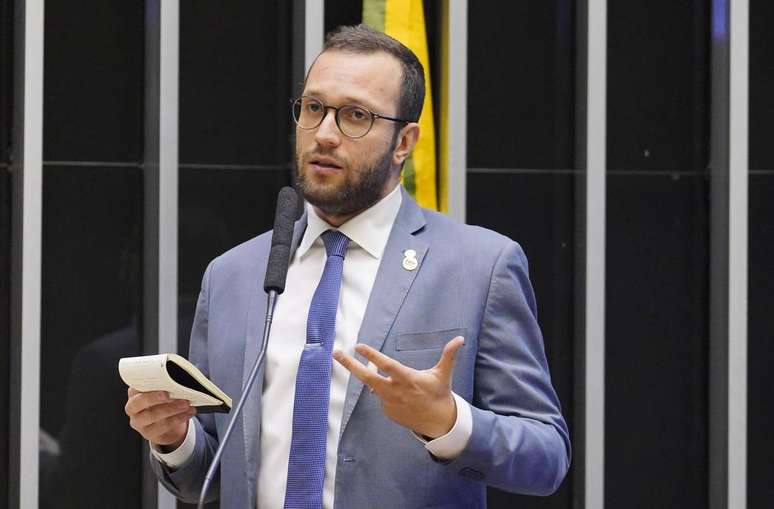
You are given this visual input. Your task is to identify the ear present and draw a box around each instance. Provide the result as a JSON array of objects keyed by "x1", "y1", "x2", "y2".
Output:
[{"x1": 392, "y1": 123, "x2": 420, "y2": 166}]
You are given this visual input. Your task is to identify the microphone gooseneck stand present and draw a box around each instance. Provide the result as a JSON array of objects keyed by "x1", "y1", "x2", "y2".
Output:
[
  {"x1": 196, "y1": 186, "x2": 299, "y2": 509},
  {"x1": 196, "y1": 290, "x2": 278, "y2": 509}
]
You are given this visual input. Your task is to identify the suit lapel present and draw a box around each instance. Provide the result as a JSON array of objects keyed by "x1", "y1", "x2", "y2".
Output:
[
  {"x1": 241, "y1": 212, "x2": 308, "y2": 503},
  {"x1": 240, "y1": 287, "x2": 265, "y2": 505},
  {"x1": 339, "y1": 192, "x2": 427, "y2": 436}
]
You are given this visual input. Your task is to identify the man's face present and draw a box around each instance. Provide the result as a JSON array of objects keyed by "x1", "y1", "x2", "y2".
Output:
[{"x1": 295, "y1": 50, "x2": 405, "y2": 217}]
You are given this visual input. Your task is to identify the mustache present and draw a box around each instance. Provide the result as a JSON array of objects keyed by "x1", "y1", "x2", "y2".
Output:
[{"x1": 301, "y1": 150, "x2": 347, "y2": 168}]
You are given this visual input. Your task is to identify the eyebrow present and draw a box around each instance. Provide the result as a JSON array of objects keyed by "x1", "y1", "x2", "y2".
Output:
[{"x1": 302, "y1": 90, "x2": 381, "y2": 113}]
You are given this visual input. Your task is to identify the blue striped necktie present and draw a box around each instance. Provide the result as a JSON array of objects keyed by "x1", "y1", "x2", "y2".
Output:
[{"x1": 284, "y1": 230, "x2": 349, "y2": 509}]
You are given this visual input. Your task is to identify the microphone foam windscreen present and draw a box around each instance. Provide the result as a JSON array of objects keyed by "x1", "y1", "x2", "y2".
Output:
[{"x1": 264, "y1": 186, "x2": 299, "y2": 293}]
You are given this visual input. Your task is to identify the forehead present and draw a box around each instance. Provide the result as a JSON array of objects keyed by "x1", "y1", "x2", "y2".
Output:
[{"x1": 303, "y1": 50, "x2": 402, "y2": 112}]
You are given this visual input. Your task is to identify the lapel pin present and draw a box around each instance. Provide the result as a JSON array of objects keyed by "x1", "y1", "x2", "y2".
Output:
[{"x1": 402, "y1": 249, "x2": 418, "y2": 271}]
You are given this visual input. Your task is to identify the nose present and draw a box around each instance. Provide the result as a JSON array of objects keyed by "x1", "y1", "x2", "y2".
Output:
[{"x1": 313, "y1": 108, "x2": 341, "y2": 148}]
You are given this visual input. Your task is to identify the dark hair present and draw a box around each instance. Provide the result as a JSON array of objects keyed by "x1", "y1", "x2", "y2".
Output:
[{"x1": 320, "y1": 24, "x2": 425, "y2": 122}]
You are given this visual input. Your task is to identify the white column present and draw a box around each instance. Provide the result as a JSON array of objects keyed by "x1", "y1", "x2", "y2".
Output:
[
  {"x1": 305, "y1": 0, "x2": 324, "y2": 71},
  {"x1": 11, "y1": 0, "x2": 44, "y2": 507},
  {"x1": 728, "y1": 0, "x2": 748, "y2": 507},
  {"x1": 585, "y1": 0, "x2": 606, "y2": 507},
  {"x1": 156, "y1": 1, "x2": 179, "y2": 508},
  {"x1": 443, "y1": 0, "x2": 467, "y2": 223},
  {"x1": 157, "y1": 0, "x2": 179, "y2": 359}
]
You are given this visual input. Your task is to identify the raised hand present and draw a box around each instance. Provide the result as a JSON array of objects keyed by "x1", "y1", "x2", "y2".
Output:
[{"x1": 333, "y1": 336, "x2": 465, "y2": 439}]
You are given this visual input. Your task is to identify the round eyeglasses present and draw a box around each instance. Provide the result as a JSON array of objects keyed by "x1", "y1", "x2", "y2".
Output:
[{"x1": 291, "y1": 96, "x2": 413, "y2": 139}]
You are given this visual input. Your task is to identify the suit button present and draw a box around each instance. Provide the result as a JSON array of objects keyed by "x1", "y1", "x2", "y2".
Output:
[{"x1": 458, "y1": 467, "x2": 485, "y2": 481}]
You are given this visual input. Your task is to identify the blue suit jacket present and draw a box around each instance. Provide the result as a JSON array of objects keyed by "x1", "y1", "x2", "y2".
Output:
[{"x1": 151, "y1": 189, "x2": 571, "y2": 508}]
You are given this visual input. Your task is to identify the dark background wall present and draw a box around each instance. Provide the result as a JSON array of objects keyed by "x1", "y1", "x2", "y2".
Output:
[
  {"x1": 176, "y1": 2, "x2": 294, "y2": 507},
  {"x1": 176, "y1": 0, "x2": 293, "y2": 338},
  {"x1": 606, "y1": 0, "x2": 710, "y2": 507},
  {"x1": 38, "y1": 1, "x2": 145, "y2": 507},
  {"x1": 466, "y1": 1, "x2": 576, "y2": 508},
  {"x1": 747, "y1": 0, "x2": 774, "y2": 507},
  {"x1": 0, "y1": 0, "x2": 12, "y2": 505}
]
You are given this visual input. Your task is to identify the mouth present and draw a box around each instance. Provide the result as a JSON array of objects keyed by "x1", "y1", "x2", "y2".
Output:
[{"x1": 306, "y1": 156, "x2": 344, "y2": 174}]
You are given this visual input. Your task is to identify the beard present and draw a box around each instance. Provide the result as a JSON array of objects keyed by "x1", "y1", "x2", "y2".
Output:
[{"x1": 296, "y1": 138, "x2": 397, "y2": 217}]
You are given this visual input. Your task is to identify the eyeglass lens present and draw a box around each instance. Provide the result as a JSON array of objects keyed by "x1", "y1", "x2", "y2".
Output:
[{"x1": 292, "y1": 97, "x2": 373, "y2": 138}]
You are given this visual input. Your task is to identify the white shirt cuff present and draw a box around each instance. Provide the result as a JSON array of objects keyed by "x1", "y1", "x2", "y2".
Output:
[
  {"x1": 413, "y1": 392, "x2": 473, "y2": 460},
  {"x1": 149, "y1": 417, "x2": 197, "y2": 468}
]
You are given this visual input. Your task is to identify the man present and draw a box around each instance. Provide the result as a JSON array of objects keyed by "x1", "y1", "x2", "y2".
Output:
[{"x1": 125, "y1": 24, "x2": 570, "y2": 508}]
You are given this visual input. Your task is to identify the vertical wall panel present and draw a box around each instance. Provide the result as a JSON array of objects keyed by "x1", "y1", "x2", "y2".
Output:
[
  {"x1": 179, "y1": 1, "x2": 291, "y2": 166},
  {"x1": 748, "y1": 0, "x2": 774, "y2": 171},
  {"x1": 39, "y1": 167, "x2": 144, "y2": 509},
  {"x1": 607, "y1": 1, "x2": 708, "y2": 172},
  {"x1": 0, "y1": 169, "x2": 9, "y2": 509},
  {"x1": 467, "y1": 1, "x2": 576, "y2": 508},
  {"x1": 0, "y1": 0, "x2": 13, "y2": 503},
  {"x1": 708, "y1": 1, "x2": 731, "y2": 506},
  {"x1": 747, "y1": 176, "x2": 774, "y2": 508},
  {"x1": 42, "y1": 0, "x2": 144, "y2": 162},
  {"x1": 747, "y1": 1, "x2": 774, "y2": 507},
  {"x1": 38, "y1": 1, "x2": 145, "y2": 507},
  {"x1": 606, "y1": 174, "x2": 709, "y2": 507},
  {"x1": 176, "y1": 4, "x2": 294, "y2": 505},
  {"x1": 468, "y1": 3, "x2": 574, "y2": 170},
  {"x1": 177, "y1": 0, "x2": 293, "y2": 351},
  {"x1": 0, "y1": 0, "x2": 12, "y2": 163},
  {"x1": 323, "y1": 0, "x2": 362, "y2": 34},
  {"x1": 0, "y1": 170, "x2": 9, "y2": 509},
  {"x1": 606, "y1": 0, "x2": 710, "y2": 507}
]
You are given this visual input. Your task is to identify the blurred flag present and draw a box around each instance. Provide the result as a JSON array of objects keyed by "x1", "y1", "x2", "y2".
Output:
[{"x1": 363, "y1": 0, "x2": 439, "y2": 211}]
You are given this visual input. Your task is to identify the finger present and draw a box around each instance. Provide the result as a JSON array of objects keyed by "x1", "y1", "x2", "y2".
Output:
[
  {"x1": 131, "y1": 399, "x2": 191, "y2": 429},
  {"x1": 434, "y1": 336, "x2": 465, "y2": 380},
  {"x1": 126, "y1": 387, "x2": 162, "y2": 401},
  {"x1": 354, "y1": 344, "x2": 411, "y2": 379},
  {"x1": 333, "y1": 349, "x2": 389, "y2": 392},
  {"x1": 366, "y1": 362, "x2": 378, "y2": 392},
  {"x1": 144, "y1": 411, "x2": 193, "y2": 445},
  {"x1": 125, "y1": 390, "x2": 171, "y2": 416},
  {"x1": 124, "y1": 391, "x2": 175, "y2": 417}
]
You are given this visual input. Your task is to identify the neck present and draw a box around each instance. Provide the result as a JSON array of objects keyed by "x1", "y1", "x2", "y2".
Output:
[
  {"x1": 313, "y1": 180, "x2": 400, "y2": 227},
  {"x1": 313, "y1": 208, "x2": 363, "y2": 228}
]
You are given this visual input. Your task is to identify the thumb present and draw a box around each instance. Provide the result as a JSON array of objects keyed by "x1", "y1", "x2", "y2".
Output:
[{"x1": 434, "y1": 336, "x2": 465, "y2": 382}]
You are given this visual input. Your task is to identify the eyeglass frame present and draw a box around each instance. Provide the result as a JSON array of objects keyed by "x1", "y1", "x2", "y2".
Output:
[{"x1": 290, "y1": 95, "x2": 415, "y2": 139}]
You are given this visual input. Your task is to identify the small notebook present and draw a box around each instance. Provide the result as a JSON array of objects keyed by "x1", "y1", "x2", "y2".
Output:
[{"x1": 118, "y1": 354, "x2": 232, "y2": 414}]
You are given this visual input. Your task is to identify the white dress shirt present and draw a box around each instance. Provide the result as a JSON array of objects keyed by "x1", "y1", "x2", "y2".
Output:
[{"x1": 151, "y1": 184, "x2": 472, "y2": 508}]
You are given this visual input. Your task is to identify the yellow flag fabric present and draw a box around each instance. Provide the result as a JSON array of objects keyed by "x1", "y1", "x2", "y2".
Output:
[{"x1": 363, "y1": 0, "x2": 438, "y2": 211}]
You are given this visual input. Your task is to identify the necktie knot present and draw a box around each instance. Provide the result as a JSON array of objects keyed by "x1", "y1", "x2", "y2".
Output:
[{"x1": 321, "y1": 230, "x2": 349, "y2": 259}]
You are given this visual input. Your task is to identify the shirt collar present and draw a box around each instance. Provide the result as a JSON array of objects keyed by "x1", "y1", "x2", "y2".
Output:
[{"x1": 296, "y1": 184, "x2": 403, "y2": 260}]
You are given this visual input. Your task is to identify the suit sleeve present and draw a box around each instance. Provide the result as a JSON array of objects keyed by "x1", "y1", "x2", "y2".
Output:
[
  {"x1": 445, "y1": 240, "x2": 571, "y2": 496},
  {"x1": 149, "y1": 260, "x2": 222, "y2": 504}
]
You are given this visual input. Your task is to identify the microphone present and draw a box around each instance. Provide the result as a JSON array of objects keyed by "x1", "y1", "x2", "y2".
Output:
[
  {"x1": 197, "y1": 186, "x2": 299, "y2": 509},
  {"x1": 264, "y1": 186, "x2": 300, "y2": 293}
]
